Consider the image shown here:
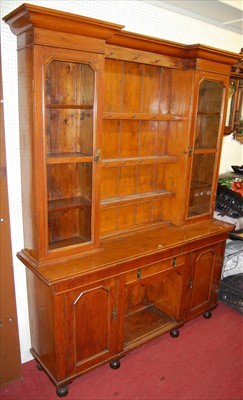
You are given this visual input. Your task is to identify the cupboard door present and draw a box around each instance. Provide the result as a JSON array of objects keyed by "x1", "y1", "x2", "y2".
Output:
[
  {"x1": 64, "y1": 278, "x2": 118, "y2": 375},
  {"x1": 186, "y1": 242, "x2": 225, "y2": 319},
  {"x1": 187, "y1": 75, "x2": 227, "y2": 220},
  {"x1": 45, "y1": 58, "x2": 96, "y2": 252},
  {"x1": 34, "y1": 47, "x2": 103, "y2": 260}
]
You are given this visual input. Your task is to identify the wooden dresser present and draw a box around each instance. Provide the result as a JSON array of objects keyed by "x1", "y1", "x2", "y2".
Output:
[{"x1": 4, "y1": 4, "x2": 241, "y2": 397}]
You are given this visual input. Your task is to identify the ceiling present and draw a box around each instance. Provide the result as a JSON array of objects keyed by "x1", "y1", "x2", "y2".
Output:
[{"x1": 142, "y1": 0, "x2": 243, "y2": 34}]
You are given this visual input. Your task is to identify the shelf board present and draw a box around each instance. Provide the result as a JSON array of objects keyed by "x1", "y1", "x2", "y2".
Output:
[
  {"x1": 197, "y1": 111, "x2": 220, "y2": 116},
  {"x1": 124, "y1": 304, "x2": 175, "y2": 346},
  {"x1": 102, "y1": 155, "x2": 177, "y2": 167},
  {"x1": 48, "y1": 197, "x2": 91, "y2": 212},
  {"x1": 47, "y1": 153, "x2": 93, "y2": 164},
  {"x1": 49, "y1": 235, "x2": 89, "y2": 250},
  {"x1": 103, "y1": 112, "x2": 182, "y2": 121},
  {"x1": 101, "y1": 190, "x2": 174, "y2": 208},
  {"x1": 46, "y1": 104, "x2": 93, "y2": 109},
  {"x1": 193, "y1": 148, "x2": 217, "y2": 155},
  {"x1": 187, "y1": 206, "x2": 209, "y2": 217}
]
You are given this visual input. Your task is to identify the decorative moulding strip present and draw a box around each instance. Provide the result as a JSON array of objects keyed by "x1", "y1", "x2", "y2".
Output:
[
  {"x1": 106, "y1": 30, "x2": 186, "y2": 58},
  {"x1": 33, "y1": 28, "x2": 106, "y2": 54},
  {"x1": 3, "y1": 4, "x2": 240, "y2": 68},
  {"x1": 3, "y1": 3, "x2": 124, "y2": 39},
  {"x1": 186, "y1": 44, "x2": 241, "y2": 66},
  {"x1": 107, "y1": 31, "x2": 241, "y2": 66}
]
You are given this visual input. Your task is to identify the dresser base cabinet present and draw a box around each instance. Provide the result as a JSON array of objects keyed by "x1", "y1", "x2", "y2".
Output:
[{"x1": 22, "y1": 222, "x2": 230, "y2": 396}]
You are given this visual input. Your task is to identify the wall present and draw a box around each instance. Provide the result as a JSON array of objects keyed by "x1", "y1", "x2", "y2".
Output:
[{"x1": 1, "y1": 0, "x2": 242, "y2": 363}]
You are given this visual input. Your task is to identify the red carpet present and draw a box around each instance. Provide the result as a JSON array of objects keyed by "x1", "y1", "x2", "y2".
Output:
[{"x1": 1, "y1": 303, "x2": 242, "y2": 400}]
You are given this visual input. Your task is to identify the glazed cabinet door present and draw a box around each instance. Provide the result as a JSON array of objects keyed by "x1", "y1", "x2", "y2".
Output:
[
  {"x1": 35, "y1": 47, "x2": 103, "y2": 261},
  {"x1": 185, "y1": 241, "x2": 225, "y2": 320},
  {"x1": 64, "y1": 277, "x2": 118, "y2": 376},
  {"x1": 186, "y1": 73, "x2": 228, "y2": 221}
]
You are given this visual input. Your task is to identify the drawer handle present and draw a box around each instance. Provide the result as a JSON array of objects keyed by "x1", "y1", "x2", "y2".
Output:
[
  {"x1": 172, "y1": 257, "x2": 177, "y2": 268},
  {"x1": 137, "y1": 268, "x2": 142, "y2": 280}
]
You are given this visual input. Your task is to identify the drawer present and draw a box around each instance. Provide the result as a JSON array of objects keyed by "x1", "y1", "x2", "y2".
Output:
[{"x1": 124, "y1": 254, "x2": 186, "y2": 284}]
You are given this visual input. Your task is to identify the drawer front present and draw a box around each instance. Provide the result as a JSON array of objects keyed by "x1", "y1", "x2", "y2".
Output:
[{"x1": 124, "y1": 254, "x2": 185, "y2": 284}]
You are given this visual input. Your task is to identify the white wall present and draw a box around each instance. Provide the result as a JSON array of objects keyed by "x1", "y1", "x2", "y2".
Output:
[{"x1": 1, "y1": 0, "x2": 242, "y2": 363}]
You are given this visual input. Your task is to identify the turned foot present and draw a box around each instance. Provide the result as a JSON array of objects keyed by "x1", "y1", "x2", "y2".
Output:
[
  {"x1": 110, "y1": 359, "x2": 120, "y2": 369},
  {"x1": 170, "y1": 329, "x2": 180, "y2": 338},
  {"x1": 56, "y1": 386, "x2": 68, "y2": 397},
  {"x1": 203, "y1": 310, "x2": 212, "y2": 319}
]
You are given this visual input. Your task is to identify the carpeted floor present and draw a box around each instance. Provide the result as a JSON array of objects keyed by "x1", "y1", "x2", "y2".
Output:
[{"x1": 1, "y1": 303, "x2": 242, "y2": 400}]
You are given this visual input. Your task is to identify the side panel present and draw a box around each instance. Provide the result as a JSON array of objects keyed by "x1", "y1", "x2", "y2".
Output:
[
  {"x1": 18, "y1": 43, "x2": 38, "y2": 258},
  {"x1": 26, "y1": 269, "x2": 66, "y2": 381}
]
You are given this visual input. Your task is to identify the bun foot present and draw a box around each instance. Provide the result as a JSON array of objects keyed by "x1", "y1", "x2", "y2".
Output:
[
  {"x1": 56, "y1": 386, "x2": 68, "y2": 397},
  {"x1": 170, "y1": 329, "x2": 180, "y2": 338},
  {"x1": 203, "y1": 310, "x2": 212, "y2": 319},
  {"x1": 110, "y1": 359, "x2": 120, "y2": 369}
]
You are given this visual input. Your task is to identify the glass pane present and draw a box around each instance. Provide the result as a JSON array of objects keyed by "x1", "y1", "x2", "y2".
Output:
[
  {"x1": 46, "y1": 108, "x2": 93, "y2": 156},
  {"x1": 47, "y1": 163, "x2": 92, "y2": 250},
  {"x1": 45, "y1": 61, "x2": 94, "y2": 106},
  {"x1": 45, "y1": 60, "x2": 94, "y2": 157},
  {"x1": 187, "y1": 154, "x2": 215, "y2": 218},
  {"x1": 195, "y1": 80, "x2": 224, "y2": 149},
  {"x1": 44, "y1": 59, "x2": 95, "y2": 251}
]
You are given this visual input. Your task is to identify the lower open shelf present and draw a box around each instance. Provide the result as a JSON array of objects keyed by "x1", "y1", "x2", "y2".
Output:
[{"x1": 124, "y1": 304, "x2": 176, "y2": 347}]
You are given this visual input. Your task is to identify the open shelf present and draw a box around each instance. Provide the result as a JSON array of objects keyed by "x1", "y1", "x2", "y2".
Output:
[
  {"x1": 124, "y1": 304, "x2": 175, "y2": 346},
  {"x1": 123, "y1": 267, "x2": 184, "y2": 348},
  {"x1": 103, "y1": 112, "x2": 182, "y2": 121},
  {"x1": 100, "y1": 190, "x2": 174, "y2": 208},
  {"x1": 102, "y1": 155, "x2": 177, "y2": 167}
]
